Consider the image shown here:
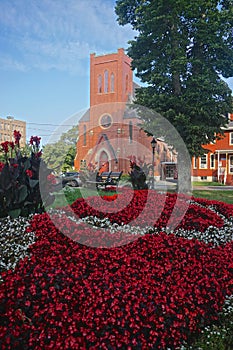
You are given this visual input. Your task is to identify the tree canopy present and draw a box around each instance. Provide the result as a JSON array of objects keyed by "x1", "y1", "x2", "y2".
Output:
[
  {"x1": 115, "y1": 0, "x2": 233, "y2": 156},
  {"x1": 42, "y1": 126, "x2": 78, "y2": 174}
]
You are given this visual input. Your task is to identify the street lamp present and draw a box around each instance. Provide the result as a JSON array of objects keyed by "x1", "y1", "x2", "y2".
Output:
[{"x1": 151, "y1": 136, "x2": 157, "y2": 189}]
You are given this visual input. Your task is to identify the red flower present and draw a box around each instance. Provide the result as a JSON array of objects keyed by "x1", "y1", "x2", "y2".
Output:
[
  {"x1": 11, "y1": 163, "x2": 18, "y2": 169},
  {"x1": 47, "y1": 174, "x2": 56, "y2": 184},
  {"x1": 9, "y1": 141, "x2": 15, "y2": 150},
  {"x1": 1, "y1": 141, "x2": 9, "y2": 154},
  {"x1": 13, "y1": 130, "x2": 21, "y2": 146},
  {"x1": 29, "y1": 136, "x2": 41, "y2": 147},
  {"x1": 0, "y1": 162, "x2": 5, "y2": 172},
  {"x1": 26, "y1": 169, "x2": 33, "y2": 178}
]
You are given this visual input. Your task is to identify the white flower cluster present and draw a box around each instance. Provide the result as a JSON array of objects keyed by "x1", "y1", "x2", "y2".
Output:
[
  {"x1": 48, "y1": 203, "x2": 233, "y2": 246},
  {"x1": 0, "y1": 216, "x2": 35, "y2": 282},
  {"x1": 181, "y1": 295, "x2": 233, "y2": 349},
  {"x1": 171, "y1": 223, "x2": 233, "y2": 247},
  {"x1": 81, "y1": 215, "x2": 155, "y2": 236},
  {"x1": 1, "y1": 199, "x2": 232, "y2": 283},
  {"x1": 180, "y1": 200, "x2": 233, "y2": 246},
  {"x1": 48, "y1": 208, "x2": 157, "y2": 236}
]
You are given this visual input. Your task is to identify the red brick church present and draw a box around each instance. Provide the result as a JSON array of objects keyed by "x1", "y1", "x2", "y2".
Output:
[{"x1": 74, "y1": 48, "x2": 176, "y2": 179}]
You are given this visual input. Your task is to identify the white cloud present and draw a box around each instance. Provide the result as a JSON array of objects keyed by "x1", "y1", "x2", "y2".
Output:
[
  {"x1": 0, "y1": 54, "x2": 28, "y2": 72},
  {"x1": 0, "y1": 0, "x2": 136, "y2": 74}
]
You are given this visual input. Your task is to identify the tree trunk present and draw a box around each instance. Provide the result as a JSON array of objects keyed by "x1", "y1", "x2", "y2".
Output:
[{"x1": 177, "y1": 151, "x2": 192, "y2": 194}]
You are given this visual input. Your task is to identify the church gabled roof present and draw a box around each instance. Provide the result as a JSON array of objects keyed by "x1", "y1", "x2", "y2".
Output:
[{"x1": 89, "y1": 133, "x2": 118, "y2": 163}]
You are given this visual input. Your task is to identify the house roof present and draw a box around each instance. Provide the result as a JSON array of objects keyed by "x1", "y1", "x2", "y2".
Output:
[
  {"x1": 221, "y1": 116, "x2": 233, "y2": 131},
  {"x1": 123, "y1": 108, "x2": 139, "y2": 119}
]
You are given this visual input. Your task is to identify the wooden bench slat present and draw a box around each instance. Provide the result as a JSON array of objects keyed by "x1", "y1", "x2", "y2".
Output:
[{"x1": 86, "y1": 170, "x2": 123, "y2": 189}]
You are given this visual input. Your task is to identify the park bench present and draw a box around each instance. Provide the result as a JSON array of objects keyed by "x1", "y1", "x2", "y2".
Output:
[{"x1": 87, "y1": 171, "x2": 123, "y2": 190}]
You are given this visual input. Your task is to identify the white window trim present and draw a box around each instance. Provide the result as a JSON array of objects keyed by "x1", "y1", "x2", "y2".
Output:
[
  {"x1": 229, "y1": 155, "x2": 233, "y2": 174},
  {"x1": 199, "y1": 154, "x2": 207, "y2": 169},
  {"x1": 230, "y1": 132, "x2": 233, "y2": 145},
  {"x1": 193, "y1": 156, "x2": 197, "y2": 169}
]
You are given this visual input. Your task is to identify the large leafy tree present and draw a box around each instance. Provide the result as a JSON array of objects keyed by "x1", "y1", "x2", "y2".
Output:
[
  {"x1": 115, "y1": 0, "x2": 233, "y2": 157},
  {"x1": 42, "y1": 126, "x2": 78, "y2": 174}
]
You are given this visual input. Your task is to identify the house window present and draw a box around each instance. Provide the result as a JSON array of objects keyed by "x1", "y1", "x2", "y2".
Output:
[
  {"x1": 110, "y1": 73, "x2": 114, "y2": 92},
  {"x1": 210, "y1": 154, "x2": 215, "y2": 169},
  {"x1": 193, "y1": 156, "x2": 197, "y2": 169},
  {"x1": 230, "y1": 132, "x2": 233, "y2": 145},
  {"x1": 83, "y1": 125, "x2": 86, "y2": 146},
  {"x1": 199, "y1": 154, "x2": 207, "y2": 169},
  {"x1": 98, "y1": 75, "x2": 102, "y2": 93},
  {"x1": 104, "y1": 70, "x2": 108, "y2": 93},
  {"x1": 229, "y1": 155, "x2": 233, "y2": 174},
  {"x1": 129, "y1": 121, "x2": 133, "y2": 143}
]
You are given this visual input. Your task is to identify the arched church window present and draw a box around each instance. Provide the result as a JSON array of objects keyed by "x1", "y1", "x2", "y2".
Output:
[
  {"x1": 83, "y1": 124, "x2": 86, "y2": 146},
  {"x1": 129, "y1": 121, "x2": 133, "y2": 143},
  {"x1": 125, "y1": 74, "x2": 129, "y2": 93},
  {"x1": 98, "y1": 75, "x2": 102, "y2": 93},
  {"x1": 104, "y1": 70, "x2": 109, "y2": 93},
  {"x1": 110, "y1": 73, "x2": 114, "y2": 92}
]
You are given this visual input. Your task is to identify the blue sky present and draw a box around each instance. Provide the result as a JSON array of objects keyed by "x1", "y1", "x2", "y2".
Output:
[
  {"x1": 0, "y1": 0, "x2": 232, "y2": 145},
  {"x1": 0, "y1": 0, "x2": 137, "y2": 144}
]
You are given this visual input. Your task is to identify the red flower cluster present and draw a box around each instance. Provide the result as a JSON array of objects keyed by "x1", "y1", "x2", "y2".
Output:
[
  {"x1": 29, "y1": 136, "x2": 41, "y2": 148},
  {"x1": 25, "y1": 169, "x2": 33, "y2": 178},
  {"x1": 195, "y1": 197, "x2": 233, "y2": 219},
  {"x1": 47, "y1": 174, "x2": 57, "y2": 185},
  {"x1": 1, "y1": 141, "x2": 11, "y2": 154},
  {"x1": 0, "y1": 162, "x2": 5, "y2": 172},
  {"x1": 1, "y1": 139, "x2": 16, "y2": 159},
  {"x1": 0, "y1": 207, "x2": 232, "y2": 349},
  {"x1": 13, "y1": 130, "x2": 21, "y2": 147},
  {"x1": 0, "y1": 189, "x2": 233, "y2": 349},
  {"x1": 70, "y1": 190, "x2": 224, "y2": 232}
]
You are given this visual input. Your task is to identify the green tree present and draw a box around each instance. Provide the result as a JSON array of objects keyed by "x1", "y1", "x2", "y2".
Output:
[
  {"x1": 42, "y1": 126, "x2": 78, "y2": 174},
  {"x1": 115, "y1": 0, "x2": 233, "y2": 157}
]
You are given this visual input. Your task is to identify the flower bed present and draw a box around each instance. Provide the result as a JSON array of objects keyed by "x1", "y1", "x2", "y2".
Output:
[{"x1": 0, "y1": 190, "x2": 232, "y2": 349}]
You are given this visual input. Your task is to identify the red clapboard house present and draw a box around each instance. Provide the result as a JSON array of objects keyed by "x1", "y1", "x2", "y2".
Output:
[{"x1": 192, "y1": 113, "x2": 233, "y2": 185}]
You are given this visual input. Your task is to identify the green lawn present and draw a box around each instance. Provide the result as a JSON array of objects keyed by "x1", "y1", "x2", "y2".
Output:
[
  {"x1": 192, "y1": 181, "x2": 225, "y2": 186},
  {"x1": 192, "y1": 190, "x2": 233, "y2": 204},
  {"x1": 51, "y1": 187, "x2": 118, "y2": 208},
  {"x1": 51, "y1": 187, "x2": 97, "y2": 208},
  {"x1": 51, "y1": 185, "x2": 233, "y2": 209}
]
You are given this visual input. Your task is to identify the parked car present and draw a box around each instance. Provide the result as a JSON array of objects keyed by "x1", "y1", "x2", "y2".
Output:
[{"x1": 61, "y1": 172, "x2": 82, "y2": 187}]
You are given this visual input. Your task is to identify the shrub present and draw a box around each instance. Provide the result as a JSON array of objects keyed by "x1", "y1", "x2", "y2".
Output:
[{"x1": 0, "y1": 132, "x2": 56, "y2": 218}]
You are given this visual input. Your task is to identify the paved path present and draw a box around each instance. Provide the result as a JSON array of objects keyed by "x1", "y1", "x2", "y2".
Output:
[
  {"x1": 155, "y1": 181, "x2": 233, "y2": 191},
  {"x1": 193, "y1": 186, "x2": 233, "y2": 191}
]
